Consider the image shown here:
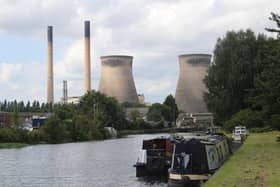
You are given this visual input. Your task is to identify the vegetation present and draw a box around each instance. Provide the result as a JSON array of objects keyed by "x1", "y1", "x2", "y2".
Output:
[
  {"x1": 0, "y1": 91, "x2": 128, "y2": 144},
  {"x1": 146, "y1": 94, "x2": 178, "y2": 123},
  {"x1": 204, "y1": 12, "x2": 280, "y2": 131},
  {"x1": 0, "y1": 100, "x2": 52, "y2": 113},
  {"x1": 205, "y1": 132, "x2": 280, "y2": 187},
  {"x1": 122, "y1": 102, "x2": 146, "y2": 108},
  {"x1": 0, "y1": 143, "x2": 29, "y2": 149}
]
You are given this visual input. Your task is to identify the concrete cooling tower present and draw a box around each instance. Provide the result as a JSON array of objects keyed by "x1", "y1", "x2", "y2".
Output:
[
  {"x1": 98, "y1": 55, "x2": 139, "y2": 103},
  {"x1": 175, "y1": 54, "x2": 211, "y2": 113}
]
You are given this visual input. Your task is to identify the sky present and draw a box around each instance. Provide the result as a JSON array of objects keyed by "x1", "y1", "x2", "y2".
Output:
[{"x1": 0, "y1": 0, "x2": 279, "y2": 104}]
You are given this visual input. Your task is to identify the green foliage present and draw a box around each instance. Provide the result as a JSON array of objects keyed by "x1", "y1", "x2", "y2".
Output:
[
  {"x1": 0, "y1": 128, "x2": 30, "y2": 143},
  {"x1": 130, "y1": 109, "x2": 140, "y2": 121},
  {"x1": 79, "y1": 91, "x2": 127, "y2": 130},
  {"x1": 204, "y1": 29, "x2": 262, "y2": 124},
  {"x1": 249, "y1": 126, "x2": 275, "y2": 133},
  {"x1": 54, "y1": 104, "x2": 77, "y2": 120},
  {"x1": 122, "y1": 102, "x2": 146, "y2": 108},
  {"x1": 43, "y1": 115, "x2": 67, "y2": 143},
  {"x1": 70, "y1": 115, "x2": 91, "y2": 141},
  {"x1": 27, "y1": 130, "x2": 47, "y2": 143},
  {"x1": 0, "y1": 99, "x2": 51, "y2": 113},
  {"x1": 204, "y1": 23, "x2": 280, "y2": 132},
  {"x1": 163, "y1": 94, "x2": 179, "y2": 122},
  {"x1": 224, "y1": 109, "x2": 264, "y2": 132},
  {"x1": 147, "y1": 103, "x2": 164, "y2": 122},
  {"x1": 146, "y1": 95, "x2": 178, "y2": 124}
]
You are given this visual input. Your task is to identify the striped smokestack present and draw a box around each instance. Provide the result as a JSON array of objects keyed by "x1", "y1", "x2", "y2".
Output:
[
  {"x1": 84, "y1": 20, "x2": 91, "y2": 93},
  {"x1": 47, "y1": 26, "x2": 54, "y2": 104}
]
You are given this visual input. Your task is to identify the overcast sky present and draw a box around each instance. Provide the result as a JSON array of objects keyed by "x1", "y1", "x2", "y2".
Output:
[{"x1": 0, "y1": 0, "x2": 279, "y2": 103}]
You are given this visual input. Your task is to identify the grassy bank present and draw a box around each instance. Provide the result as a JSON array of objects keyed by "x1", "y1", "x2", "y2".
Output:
[
  {"x1": 0, "y1": 143, "x2": 29, "y2": 149},
  {"x1": 205, "y1": 132, "x2": 280, "y2": 187}
]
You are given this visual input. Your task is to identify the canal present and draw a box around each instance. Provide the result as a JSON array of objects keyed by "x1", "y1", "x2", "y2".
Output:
[{"x1": 0, "y1": 134, "x2": 170, "y2": 187}]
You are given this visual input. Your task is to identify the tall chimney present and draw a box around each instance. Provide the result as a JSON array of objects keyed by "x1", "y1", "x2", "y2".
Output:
[
  {"x1": 84, "y1": 20, "x2": 91, "y2": 93},
  {"x1": 47, "y1": 26, "x2": 54, "y2": 104},
  {"x1": 62, "y1": 80, "x2": 68, "y2": 104}
]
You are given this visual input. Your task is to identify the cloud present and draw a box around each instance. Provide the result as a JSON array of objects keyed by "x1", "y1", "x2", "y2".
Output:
[{"x1": 0, "y1": 0, "x2": 279, "y2": 103}]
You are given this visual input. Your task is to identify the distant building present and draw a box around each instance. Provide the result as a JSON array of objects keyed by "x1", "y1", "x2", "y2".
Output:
[
  {"x1": 67, "y1": 96, "x2": 81, "y2": 104},
  {"x1": 0, "y1": 112, "x2": 10, "y2": 128},
  {"x1": 60, "y1": 96, "x2": 81, "y2": 104},
  {"x1": 32, "y1": 116, "x2": 47, "y2": 129},
  {"x1": 176, "y1": 113, "x2": 213, "y2": 129},
  {"x1": 125, "y1": 107, "x2": 149, "y2": 120},
  {"x1": 138, "y1": 94, "x2": 145, "y2": 104}
]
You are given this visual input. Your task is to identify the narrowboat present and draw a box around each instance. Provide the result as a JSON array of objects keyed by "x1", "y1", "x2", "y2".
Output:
[
  {"x1": 168, "y1": 133, "x2": 231, "y2": 186},
  {"x1": 134, "y1": 136, "x2": 181, "y2": 177}
]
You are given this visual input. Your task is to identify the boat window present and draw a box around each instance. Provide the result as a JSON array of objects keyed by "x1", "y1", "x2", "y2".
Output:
[
  {"x1": 219, "y1": 146, "x2": 223, "y2": 159},
  {"x1": 216, "y1": 147, "x2": 220, "y2": 160},
  {"x1": 224, "y1": 142, "x2": 227, "y2": 153}
]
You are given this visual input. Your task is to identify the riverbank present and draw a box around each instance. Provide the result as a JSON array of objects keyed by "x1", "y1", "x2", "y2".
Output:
[
  {"x1": 0, "y1": 143, "x2": 29, "y2": 149},
  {"x1": 119, "y1": 128, "x2": 176, "y2": 136},
  {"x1": 205, "y1": 131, "x2": 280, "y2": 187}
]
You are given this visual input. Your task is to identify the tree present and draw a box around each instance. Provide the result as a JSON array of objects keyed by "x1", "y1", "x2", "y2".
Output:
[
  {"x1": 212, "y1": 13, "x2": 280, "y2": 130},
  {"x1": 10, "y1": 100, "x2": 20, "y2": 128},
  {"x1": 163, "y1": 94, "x2": 179, "y2": 122},
  {"x1": 43, "y1": 115, "x2": 67, "y2": 143},
  {"x1": 204, "y1": 29, "x2": 264, "y2": 124},
  {"x1": 79, "y1": 90, "x2": 127, "y2": 130},
  {"x1": 147, "y1": 103, "x2": 164, "y2": 122},
  {"x1": 130, "y1": 109, "x2": 140, "y2": 121}
]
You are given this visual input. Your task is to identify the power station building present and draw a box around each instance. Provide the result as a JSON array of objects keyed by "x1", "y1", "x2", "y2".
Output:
[
  {"x1": 98, "y1": 55, "x2": 139, "y2": 103},
  {"x1": 175, "y1": 54, "x2": 211, "y2": 113}
]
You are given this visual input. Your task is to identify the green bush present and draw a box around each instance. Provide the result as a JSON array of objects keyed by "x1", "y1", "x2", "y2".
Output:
[
  {"x1": 27, "y1": 130, "x2": 47, "y2": 143},
  {"x1": 0, "y1": 128, "x2": 16, "y2": 142},
  {"x1": 249, "y1": 126, "x2": 275, "y2": 133},
  {"x1": 224, "y1": 109, "x2": 264, "y2": 132},
  {"x1": 42, "y1": 115, "x2": 67, "y2": 143}
]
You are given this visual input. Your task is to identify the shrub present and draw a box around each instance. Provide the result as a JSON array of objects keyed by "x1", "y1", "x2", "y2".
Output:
[
  {"x1": 27, "y1": 130, "x2": 47, "y2": 144},
  {"x1": 224, "y1": 109, "x2": 264, "y2": 132}
]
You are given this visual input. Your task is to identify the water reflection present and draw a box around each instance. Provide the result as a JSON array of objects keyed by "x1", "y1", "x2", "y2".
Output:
[{"x1": 0, "y1": 134, "x2": 170, "y2": 187}]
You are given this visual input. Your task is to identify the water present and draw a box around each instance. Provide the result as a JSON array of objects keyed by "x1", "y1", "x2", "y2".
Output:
[{"x1": 0, "y1": 134, "x2": 170, "y2": 187}]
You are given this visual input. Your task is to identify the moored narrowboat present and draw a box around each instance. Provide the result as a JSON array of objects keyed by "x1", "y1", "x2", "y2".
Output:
[
  {"x1": 168, "y1": 133, "x2": 231, "y2": 186},
  {"x1": 134, "y1": 136, "x2": 180, "y2": 177}
]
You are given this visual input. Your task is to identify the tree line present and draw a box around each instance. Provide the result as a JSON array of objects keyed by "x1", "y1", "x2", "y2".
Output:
[
  {"x1": 204, "y1": 12, "x2": 280, "y2": 132},
  {"x1": 0, "y1": 91, "x2": 179, "y2": 144},
  {"x1": 0, "y1": 100, "x2": 52, "y2": 113}
]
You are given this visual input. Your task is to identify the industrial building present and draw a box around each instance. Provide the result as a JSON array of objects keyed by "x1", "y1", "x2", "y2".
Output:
[
  {"x1": 0, "y1": 112, "x2": 10, "y2": 128},
  {"x1": 175, "y1": 54, "x2": 211, "y2": 113},
  {"x1": 99, "y1": 55, "x2": 139, "y2": 103}
]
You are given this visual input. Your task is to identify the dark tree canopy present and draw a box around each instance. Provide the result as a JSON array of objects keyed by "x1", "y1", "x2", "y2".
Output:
[
  {"x1": 204, "y1": 29, "x2": 262, "y2": 123},
  {"x1": 205, "y1": 12, "x2": 280, "y2": 131}
]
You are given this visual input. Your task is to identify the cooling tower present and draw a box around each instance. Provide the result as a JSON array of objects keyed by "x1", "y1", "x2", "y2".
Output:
[
  {"x1": 98, "y1": 55, "x2": 139, "y2": 103},
  {"x1": 84, "y1": 20, "x2": 91, "y2": 93},
  {"x1": 47, "y1": 26, "x2": 54, "y2": 104},
  {"x1": 175, "y1": 54, "x2": 211, "y2": 113}
]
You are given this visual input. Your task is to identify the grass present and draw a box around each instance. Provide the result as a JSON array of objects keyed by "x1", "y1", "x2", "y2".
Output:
[
  {"x1": 0, "y1": 143, "x2": 29, "y2": 149},
  {"x1": 205, "y1": 132, "x2": 280, "y2": 187}
]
